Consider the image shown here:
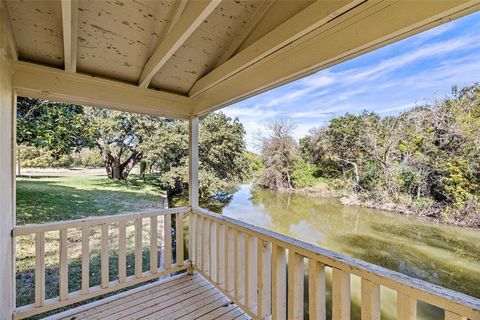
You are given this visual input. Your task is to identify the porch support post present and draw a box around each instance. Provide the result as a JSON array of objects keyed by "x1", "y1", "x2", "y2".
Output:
[
  {"x1": 189, "y1": 116, "x2": 200, "y2": 209},
  {"x1": 0, "y1": 5, "x2": 17, "y2": 317}
]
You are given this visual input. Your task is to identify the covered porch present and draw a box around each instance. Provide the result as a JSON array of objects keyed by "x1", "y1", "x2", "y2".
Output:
[{"x1": 1, "y1": 0, "x2": 480, "y2": 319}]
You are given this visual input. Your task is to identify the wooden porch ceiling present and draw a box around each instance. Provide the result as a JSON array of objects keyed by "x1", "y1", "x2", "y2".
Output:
[{"x1": 4, "y1": 0, "x2": 480, "y2": 119}]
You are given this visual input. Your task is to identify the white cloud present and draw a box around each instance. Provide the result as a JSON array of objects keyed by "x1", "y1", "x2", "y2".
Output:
[{"x1": 221, "y1": 14, "x2": 480, "y2": 152}]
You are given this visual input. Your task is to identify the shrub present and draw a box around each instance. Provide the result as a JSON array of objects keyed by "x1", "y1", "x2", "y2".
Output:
[
  {"x1": 19, "y1": 145, "x2": 74, "y2": 168},
  {"x1": 72, "y1": 148, "x2": 104, "y2": 167},
  {"x1": 291, "y1": 157, "x2": 319, "y2": 188}
]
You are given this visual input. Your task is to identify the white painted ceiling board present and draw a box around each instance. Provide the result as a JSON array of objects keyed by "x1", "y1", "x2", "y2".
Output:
[
  {"x1": 6, "y1": 0, "x2": 64, "y2": 67},
  {"x1": 149, "y1": 0, "x2": 264, "y2": 93},
  {"x1": 76, "y1": 0, "x2": 174, "y2": 84}
]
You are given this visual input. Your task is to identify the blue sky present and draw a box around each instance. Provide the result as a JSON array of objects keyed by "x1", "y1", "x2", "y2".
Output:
[{"x1": 222, "y1": 12, "x2": 480, "y2": 152}]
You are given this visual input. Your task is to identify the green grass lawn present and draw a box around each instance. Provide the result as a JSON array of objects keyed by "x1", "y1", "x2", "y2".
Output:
[
  {"x1": 15, "y1": 173, "x2": 175, "y2": 317},
  {"x1": 17, "y1": 174, "x2": 166, "y2": 225}
]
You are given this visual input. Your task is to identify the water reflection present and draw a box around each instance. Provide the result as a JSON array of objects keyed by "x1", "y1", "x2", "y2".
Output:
[{"x1": 202, "y1": 184, "x2": 480, "y2": 319}]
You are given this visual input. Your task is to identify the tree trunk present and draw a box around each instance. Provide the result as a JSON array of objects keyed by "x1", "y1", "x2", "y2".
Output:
[{"x1": 104, "y1": 150, "x2": 143, "y2": 180}]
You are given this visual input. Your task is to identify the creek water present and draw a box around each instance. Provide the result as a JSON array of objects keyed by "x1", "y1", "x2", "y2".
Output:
[{"x1": 174, "y1": 184, "x2": 480, "y2": 319}]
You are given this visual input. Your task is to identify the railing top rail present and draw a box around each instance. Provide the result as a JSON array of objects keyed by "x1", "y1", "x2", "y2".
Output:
[
  {"x1": 193, "y1": 208, "x2": 480, "y2": 320},
  {"x1": 13, "y1": 206, "x2": 190, "y2": 236}
]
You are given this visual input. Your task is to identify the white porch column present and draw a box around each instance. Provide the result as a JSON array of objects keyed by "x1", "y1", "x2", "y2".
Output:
[
  {"x1": 188, "y1": 116, "x2": 200, "y2": 209},
  {"x1": 0, "y1": 6, "x2": 17, "y2": 318}
]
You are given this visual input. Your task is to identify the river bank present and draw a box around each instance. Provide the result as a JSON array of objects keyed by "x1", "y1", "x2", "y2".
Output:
[{"x1": 274, "y1": 182, "x2": 480, "y2": 229}]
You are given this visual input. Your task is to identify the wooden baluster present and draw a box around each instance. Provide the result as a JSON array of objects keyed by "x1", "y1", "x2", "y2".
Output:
[
  {"x1": 225, "y1": 226, "x2": 233, "y2": 294},
  {"x1": 233, "y1": 229, "x2": 240, "y2": 300},
  {"x1": 150, "y1": 216, "x2": 158, "y2": 273},
  {"x1": 159, "y1": 214, "x2": 165, "y2": 269},
  {"x1": 444, "y1": 311, "x2": 468, "y2": 320},
  {"x1": 245, "y1": 235, "x2": 257, "y2": 311},
  {"x1": 81, "y1": 225, "x2": 90, "y2": 294},
  {"x1": 189, "y1": 213, "x2": 196, "y2": 267},
  {"x1": 288, "y1": 250, "x2": 304, "y2": 320},
  {"x1": 135, "y1": 218, "x2": 142, "y2": 278},
  {"x1": 59, "y1": 228, "x2": 68, "y2": 300},
  {"x1": 257, "y1": 239, "x2": 269, "y2": 318},
  {"x1": 196, "y1": 215, "x2": 203, "y2": 271},
  {"x1": 210, "y1": 220, "x2": 217, "y2": 282},
  {"x1": 397, "y1": 293, "x2": 416, "y2": 320},
  {"x1": 101, "y1": 223, "x2": 109, "y2": 288},
  {"x1": 118, "y1": 220, "x2": 127, "y2": 283},
  {"x1": 176, "y1": 213, "x2": 184, "y2": 266},
  {"x1": 35, "y1": 232, "x2": 45, "y2": 307},
  {"x1": 308, "y1": 259, "x2": 326, "y2": 320},
  {"x1": 164, "y1": 214, "x2": 172, "y2": 270},
  {"x1": 203, "y1": 218, "x2": 210, "y2": 276},
  {"x1": 361, "y1": 278, "x2": 380, "y2": 320},
  {"x1": 272, "y1": 244, "x2": 287, "y2": 320},
  {"x1": 217, "y1": 223, "x2": 224, "y2": 287},
  {"x1": 332, "y1": 268, "x2": 351, "y2": 320},
  {"x1": 264, "y1": 242, "x2": 272, "y2": 317}
]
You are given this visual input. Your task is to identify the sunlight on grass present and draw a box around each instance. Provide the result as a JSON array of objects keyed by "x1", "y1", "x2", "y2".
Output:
[{"x1": 16, "y1": 174, "x2": 167, "y2": 225}]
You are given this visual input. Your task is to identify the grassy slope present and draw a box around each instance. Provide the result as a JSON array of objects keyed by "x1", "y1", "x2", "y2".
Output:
[{"x1": 15, "y1": 174, "x2": 169, "y2": 315}]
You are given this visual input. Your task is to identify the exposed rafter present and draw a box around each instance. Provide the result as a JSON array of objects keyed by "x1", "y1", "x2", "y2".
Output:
[
  {"x1": 14, "y1": 62, "x2": 193, "y2": 119},
  {"x1": 164, "y1": 0, "x2": 188, "y2": 37},
  {"x1": 192, "y1": 0, "x2": 480, "y2": 115},
  {"x1": 61, "y1": 0, "x2": 78, "y2": 73},
  {"x1": 138, "y1": 0, "x2": 222, "y2": 88},
  {"x1": 188, "y1": 0, "x2": 364, "y2": 98},
  {"x1": 213, "y1": 0, "x2": 274, "y2": 68}
]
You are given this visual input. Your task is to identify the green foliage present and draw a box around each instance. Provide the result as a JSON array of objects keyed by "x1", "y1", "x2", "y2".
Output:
[
  {"x1": 245, "y1": 152, "x2": 263, "y2": 173},
  {"x1": 291, "y1": 157, "x2": 319, "y2": 188},
  {"x1": 143, "y1": 112, "x2": 248, "y2": 199},
  {"x1": 300, "y1": 83, "x2": 480, "y2": 226},
  {"x1": 19, "y1": 145, "x2": 74, "y2": 168},
  {"x1": 86, "y1": 108, "x2": 165, "y2": 179},
  {"x1": 72, "y1": 148, "x2": 104, "y2": 167},
  {"x1": 17, "y1": 97, "x2": 95, "y2": 157}
]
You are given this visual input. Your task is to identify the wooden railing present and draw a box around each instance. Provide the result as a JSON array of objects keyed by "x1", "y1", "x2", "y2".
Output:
[
  {"x1": 190, "y1": 208, "x2": 480, "y2": 320},
  {"x1": 12, "y1": 206, "x2": 190, "y2": 320}
]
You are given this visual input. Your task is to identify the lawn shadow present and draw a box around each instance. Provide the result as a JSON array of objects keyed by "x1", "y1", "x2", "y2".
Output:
[{"x1": 16, "y1": 177, "x2": 166, "y2": 225}]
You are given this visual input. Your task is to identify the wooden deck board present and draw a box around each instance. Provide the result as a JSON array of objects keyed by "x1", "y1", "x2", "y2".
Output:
[{"x1": 56, "y1": 274, "x2": 251, "y2": 320}]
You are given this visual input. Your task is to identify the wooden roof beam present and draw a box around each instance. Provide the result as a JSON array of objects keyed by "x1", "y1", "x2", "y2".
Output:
[
  {"x1": 192, "y1": 0, "x2": 480, "y2": 115},
  {"x1": 213, "y1": 0, "x2": 274, "y2": 68},
  {"x1": 138, "y1": 0, "x2": 222, "y2": 88},
  {"x1": 61, "y1": 0, "x2": 78, "y2": 73},
  {"x1": 188, "y1": 0, "x2": 364, "y2": 98},
  {"x1": 14, "y1": 62, "x2": 194, "y2": 119}
]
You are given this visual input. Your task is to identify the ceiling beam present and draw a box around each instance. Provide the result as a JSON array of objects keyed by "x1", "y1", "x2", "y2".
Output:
[
  {"x1": 213, "y1": 0, "x2": 274, "y2": 68},
  {"x1": 192, "y1": 0, "x2": 480, "y2": 115},
  {"x1": 61, "y1": 0, "x2": 78, "y2": 73},
  {"x1": 138, "y1": 0, "x2": 222, "y2": 88},
  {"x1": 14, "y1": 62, "x2": 194, "y2": 119},
  {"x1": 164, "y1": 0, "x2": 189, "y2": 37},
  {"x1": 188, "y1": 0, "x2": 364, "y2": 98}
]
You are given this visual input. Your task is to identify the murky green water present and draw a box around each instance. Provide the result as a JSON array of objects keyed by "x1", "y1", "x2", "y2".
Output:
[{"x1": 177, "y1": 184, "x2": 480, "y2": 319}]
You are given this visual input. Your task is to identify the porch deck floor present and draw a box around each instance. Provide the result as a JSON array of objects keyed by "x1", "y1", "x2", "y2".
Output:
[{"x1": 56, "y1": 274, "x2": 250, "y2": 320}]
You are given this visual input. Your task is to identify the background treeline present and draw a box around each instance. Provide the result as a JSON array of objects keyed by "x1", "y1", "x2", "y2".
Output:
[
  {"x1": 17, "y1": 97, "x2": 249, "y2": 199},
  {"x1": 258, "y1": 84, "x2": 480, "y2": 227}
]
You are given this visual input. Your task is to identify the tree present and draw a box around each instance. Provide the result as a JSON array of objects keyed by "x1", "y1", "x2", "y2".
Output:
[
  {"x1": 299, "y1": 84, "x2": 480, "y2": 226},
  {"x1": 259, "y1": 120, "x2": 297, "y2": 190},
  {"x1": 142, "y1": 112, "x2": 249, "y2": 198},
  {"x1": 17, "y1": 97, "x2": 95, "y2": 157},
  {"x1": 86, "y1": 108, "x2": 164, "y2": 180}
]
